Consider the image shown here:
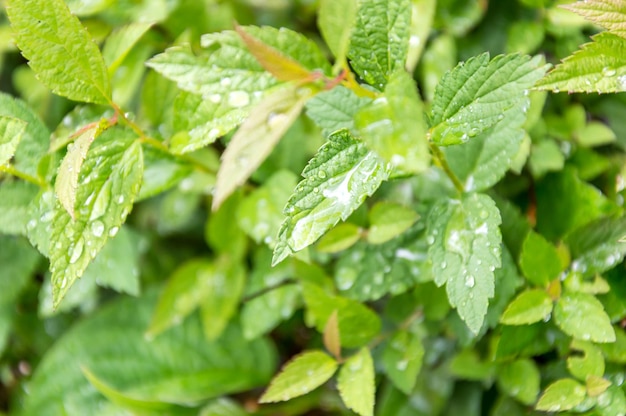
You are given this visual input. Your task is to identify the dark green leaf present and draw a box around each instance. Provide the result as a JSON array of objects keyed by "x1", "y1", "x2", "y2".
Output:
[{"x1": 382, "y1": 330, "x2": 424, "y2": 394}]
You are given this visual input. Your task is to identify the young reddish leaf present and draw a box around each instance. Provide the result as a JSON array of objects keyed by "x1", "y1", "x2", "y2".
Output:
[{"x1": 323, "y1": 310, "x2": 341, "y2": 359}]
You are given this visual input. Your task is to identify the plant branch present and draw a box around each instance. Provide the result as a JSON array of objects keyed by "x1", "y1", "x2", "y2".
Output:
[
  {"x1": 0, "y1": 164, "x2": 46, "y2": 187},
  {"x1": 429, "y1": 142, "x2": 464, "y2": 193}
]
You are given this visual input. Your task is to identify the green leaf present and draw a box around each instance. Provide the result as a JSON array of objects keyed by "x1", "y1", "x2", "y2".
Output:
[
  {"x1": 528, "y1": 139, "x2": 565, "y2": 178},
  {"x1": 6, "y1": 0, "x2": 111, "y2": 104},
  {"x1": 567, "y1": 340, "x2": 605, "y2": 381},
  {"x1": 442, "y1": 107, "x2": 526, "y2": 192},
  {"x1": 259, "y1": 350, "x2": 337, "y2": 403},
  {"x1": 430, "y1": 54, "x2": 548, "y2": 146},
  {"x1": 304, "y1": 86, "x2": 372, "y2": 137},
  {"x1": 102, "y1": 22, "x2": 153, "y2": 74},
  {"x1": 594, "y1": 385, "x2": 626, "y2": 415},
  {"x1": 237, "y1": 170, "x2": 298, "y2": 246},
  {"x1": 565, "y1": 216, "x2": 626, "y2": 278},
  {"x1": 338, "y1": 348, "x2": 375, "y2": 416},
  {"x1": 318, "y1": 0, "x2": 357, "y2": 63},
  {"x1": 273, "y1": 129, "x2": 388, "y2": 265},
  {"x1": 22, "y1": 291, "x2": 276, "y2": 415},
  {"x1": 200, "y1": 398, "x2": 248, "y2": 416},
  {"x1": 0, "y1": 181, "x2": 38, "y2": 235},
  {"x1": 496, "y1": 359, "x2": 540, "y2": 405},
  {"x1": 317, "y1": 223, "x2": 362, "y2": 253},
  {"x1": 137, "y1": 146, "x2": 193, "y2": 201},
  {"x1": 171, "y1": 91, "x2": 247, "y2": 155},
  {"x1": 576, "y1": 121, "x2": 617, "y2": 147},
  {"x1": 206, "y1": 192, "x2": 247, "y2": 261},
  {"x1": 426, "y1": 193, "x2": 502, "y2": 334},
  {"x1": 564, "y1": 0, "x2": 626, "y2": 39},
  {"x1": 382, "y1": 330, "x2": 425, "y2": 394},
  {"x1": 348, "y1": 0, "x2": 411, "y2": 89},
  {"x1": 367, "y1": 202, "x2": 419, "y2": 244},
  {"x1": 0, "y1": 116, "x2": 26, "y2": 166},
  {"x1": 554, "y1": 292, "x2": 616, "y2": 343},
  {"x1": 54, "y1": 120, "x2": 110, "y2": 219},
  {"x1": 356, "y1": 71, "x2": 430, "y2": 175},
  {"x1": 405, "y1": 0, "x2": 436, "y2": 71},
  {"x1": 0, "y1": 92, "x2": 49, "y2": 178},
  {"x1": 241, "y1": 284, "x2": 300, "y2": 340},
  {"x1": 200, "y1": 256, "x2": 246, "y2": 340},
  {"x1": 212, "y1": 84, "x2": 313, "y2": 210},
  {"x1": 49, "y1": 130, "x2": 143, "y2": 307},
  {"x1": 301, "y1": 281, "x2": 381, "y2": 348},
  {"x1": 536, "y1": 32, "x2": 626, "y2": 93},
  {"x1": 500, "y1": 289, "x2": 553, "y2": 325},
  {"x1": 448, "y1": 349, "x2": 494, "y2": 380},
  {"x1": 536, "y1": 378, "x2": 587, "y2": 412},
  {"x1": 519, "y1": 231, "x2": 563, "y2": 286}
]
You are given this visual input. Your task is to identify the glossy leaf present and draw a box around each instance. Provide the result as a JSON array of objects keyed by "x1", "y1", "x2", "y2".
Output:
[
  {"x1": 430, "y1": 54, "x2": 548, "y2": 146},
  {"x1": 21, "y1": 292, "x2": 276, "y2": 415},
  {"x1": 536, "y1": 32, "x2": 626, "y2": 94},
  {"x1": 273, "y1": 129, "x2": 388, "y2": 265},
  {"x1": 496, "y1": 359, "x2": 540, "y2": 405},
  {"x1": 102, "y1": 22, "x2": 153, "y2": 74},
  {"x1": 567, "y1": 340, "x2": 605, "y2": 381},
  {"x1": 367, "y1": 202, "x2": 419, "y2": 245},
  {"x1": 338, "y1": 348, "x2": 375, "y2": 416},
  {"x1": 405, "y1": 0, "x2": 436, "y2": 71},
  {"x1": 6, "y1": 0, "x2": 111, "y2": 104},
  {"x1": 0, "y1": 116, "x2": 26, "y2": 166},
  {"x1": 304, "y1": 86, "x2": 372, "y2": 137},
  {"x1": 500, "y1": 289, "x2": 553, "y2": 325},
  {"x1": 382, "y1": 330, "x2": 425, "y2": 394},
  {"x1": 317, "y1": 223, "x2": 362, "y2": 253},
  {"x1": 213, "y1": 85, "x2": 313, "y2": 210},
  {"x1": 536, "y1": 378, "x2": 587, "y2": 412},
  {"x1": 356, "y1": 71, "x2": 430, "y2": 175},
  {"x1": 554, "y1": 292, "x2": 615, "y2": 343},
  {"x1": 519, "y1": 230, "x2": 563, "y2": 286},
  {"x1": 565, "y1": 0, "x2": 626, "y2": 38},
  {"x1": 427, "y1": 193, "x2": 502, "y2": 334},
  {"x1": 318, "y1": 0, "x2": 358, "y2": 62},
  {"x1": 50, "y1": 131, "x2": 143, "y2": 307},
  {"x1": 347, "y1": 0, "x2": 412, "y2": 89},
  {"x1": 260, "y1": 350, "x2": 337, "y2": 403}
]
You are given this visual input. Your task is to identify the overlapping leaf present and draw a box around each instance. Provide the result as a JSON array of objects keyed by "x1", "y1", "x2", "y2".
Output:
[
  {"x1": 338, "y1": 348, "x2": 375, "y2": 416},
  {"x1": 564, "y1": 0, "x2": 626, "y2": 39},
  {"x1": 0, "y1": 116, "x2": 26, "y2": 166},
  {"x1": 554, "y1": 292, "x2": 615, "y2": 343},
  {"x1": 430, "y1": 53, "x2": 548, "y2": 146},
  {"x1": 305, "y1": 86, "x2": 372, "y2": 137},
  {"x1": 382, "y1": 330, "x2": 425, "y2": 394},
  {"x1": 49, "y1": 130, "x2": 143, "y2": 307},
  {"x1": 6, "y1": 0, "x2": 111, "y2": 104},
  {"x1": 318, "y1": 0, "x2": 358, "y2": 63},
  {"x1": 273, "y1": 129, "x2": 388, "y2": 265},
  {"x1": 102, "y1": 22, "x2": 153, "y2": 74},
  {"x1": 537, "y1": 32, "x2": 626, "y2": 94},
  {"x1": 427, "y1": 193, "x2": 502, "y2": 333},
  {"x1": 347, "y1": 0, "x2": 411, "y2": 89}
]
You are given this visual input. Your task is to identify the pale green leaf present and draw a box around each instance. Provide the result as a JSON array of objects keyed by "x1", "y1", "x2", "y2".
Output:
[
  {"x1": 200, "y1": 256, "x2": 246, "y2": 340},
  {"x1": 430, "y1": 54, "x2": 548, "y2": 146},
  {"x1": 137, "y1": 146, "x2": 193, "y2": 201},
  {"x1": 382, "y1": 330, "x2": 425, "y2": 395},
  {"x1": 305, "y1": 86, "x2": 372, "y2": 137},
  {"x1": 318, "y1": 0, "x2": 357, "y2": 63},
  {"x1": 273, "y1": 129, "x2": 388, "y2": 265},
  {"x1": 405, "y1": 0, "x2": 436, "y2": 71},
  {"x1": 567, "y1": 340, "x2": 605, "y2": 381},
  {"x1": 536, "y1": 378, "x2": 587, "y2": 412},
  {"x1": 236, "y1": 170, "x2": 298, "y2": 246},
  {"x1": 6, "y1": 0, "x2": 111, "y2": 104},
  {"x1": 500, "y1": 289, "x2": 553, "y2": 325},
  {"x1": 0, "y1": 180, "x2": 38, "y2": 235},
  {"x1": 554, "y1": 292, "x2": 616, "y2": 343},
  {"x1": 0, "y1": 92, "x2": 49, "y2": 177},
  {"x1": 241, "y1": 284, "x2": 300, "y2": 340},
  {"x1": 367, "y1": 202, "x2": 419, "y2": 245},
  {"x1": 26, "y1": 189, "x2": 56, "y2": 257},
  {"x1": 442, "y1": 106, "x2": 526, "y2": 192},
  {"x1": 260, "y1": 350, "x2": 337, "y2": 403},
  {"x1": 205, "y1": 191, "x2": 247, "y2": 261},
  {"x1": 22, "y1": 292, "x2": 277, "y2": 415},
  {"x1": 577, "y1": 121, "x2": 617, "y2": 147},
  {"x1": 50, "y1": 130, "x2": 143, "y2": 307},
  {"x1": 338, "y1": 348, "x2": 375, "y2": 416},
  {"x1": 323, "y1": 310, "x2": 341, "y2": 359},
  {"x1": 426, "y1": 193, "x2": 502, "y2": 334},
  {"x1": 348, "y1": 0, "x2": 411, "y2": 89},
  {"x1": 102, "y1": 22, "x2": 153, "y2": 74},
  {"x1": 200, "y1": 398, "x2": 248, "y2": 416},
  {"x1": 565, "y1": 215, "x2": 626, "y2": 278},
  {"x1": 536, "y1": 32, "x2": 626, "y2": 93},
  {"x1": 356, "y1": 71, "x2": 430, "y2": 175},
  {"x1": 496, "y1": 359, "x2": 540, "y2": 405},
  {"x1": 519, "y1": 230, "x2": 563, "y2": 286},
  {"x1": 317, "y1": 223, "x2": 362, "y2": 253},
  {"x1": 564, "y1": 0, "x2": 626, "y2": 39},
  {"x1": 212, "y1": 85, "x2": 312, "y2": 210},
  {"x1": 171, "y1": 91, "x2": 247, "y2": 154},
  {"x1": 0, "y1": 116, "x2": 26, "y2": 166},
  {"x1": 66, "y1": 0, "x2": 114, "y2": 16},
  {"x1": 529, "y1": 139, "x2": 565, "y2": 178},
  {"x1": 448, "y1": 349, "x2": 494, "y2": 380}
]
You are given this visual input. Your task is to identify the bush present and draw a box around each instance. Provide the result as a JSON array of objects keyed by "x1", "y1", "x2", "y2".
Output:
[{"x1": 1, "y1": 0, "x2": 626, "y2": 414}]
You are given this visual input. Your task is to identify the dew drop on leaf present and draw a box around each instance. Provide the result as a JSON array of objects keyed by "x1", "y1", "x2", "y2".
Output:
[
  {"x1": 227, "y1": 91, "x2": 250, "y2": 108},
  {"x1": 108, "y1": 226, "x2": 120, "y2": 237},
  {"x1": 90, "y1": 220, "x2": 104, "y2": 237},
  {"x1": 465, "y1": 275, "x2": 475, "y2": 288},
  {"x1": 69, "y1": 238, "x2": 84, "y2": 264},
  {"x1": 602, "y1": 67, "x2": 616, "y2": 77},
  {"x1": 208, "y1": 94, "x2": 221, "y2": 104}
]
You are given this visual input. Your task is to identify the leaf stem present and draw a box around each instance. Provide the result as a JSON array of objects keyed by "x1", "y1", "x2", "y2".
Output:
[
  {"x1": 429, "y1": 142, "x2": 464, "y2": 193},
  {"x1": 0, "y1": 164, "x2": 46, "y2": 187}
]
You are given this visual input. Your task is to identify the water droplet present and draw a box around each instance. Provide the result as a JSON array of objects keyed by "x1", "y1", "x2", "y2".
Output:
[
  {"x1": 227, "y1": 91, "x2": 250, "y2": 108},
  {"x1": 60, "y1": 276, "x2": 67, "y2": 289},
  {"x1": 441, "y1": 261, "x2": 447, "y2": 269},
  {"x1": 602, "y1": 67, "x2": 616, "y2": 77},
  {"x1": 318, "y1": 170, "x2": 327, "y2": 179},
  {"x1": 40, "y1": 211, "x2": 54, "y2": 223},
  {"x1": 267, "y1": 112, "x2": 288, "y2": 129},
  {"x1": 27, "y1": 219, "x2": 37, "y2": 231},
  {"x1": 220, "y1": 77, "x2": 232, "y2": 86},
  {"x1": 208, "y1": 94, "x2": 221, "y2": 104},
  {"x1": 69, "y1": 238, "x2": 84, "y2": 264},
  {"x1": 396, "y1": 360, "x2": 409, "y2": 371},
  {"x1": 91, "y1": 220, "x2": 104, "y2": 237},
  {"x1": 109, "y1": 226, "x2": 119, "y2": 237},
  {"x1": 336, "y1": 268, "x2": 357, "y2": 290},
  {"x1": 117, "y1": 195, "x2": 125, "y2": 204},
  {"x1": 465, "y1": 275, "x2": 475, "y2": 288}
]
